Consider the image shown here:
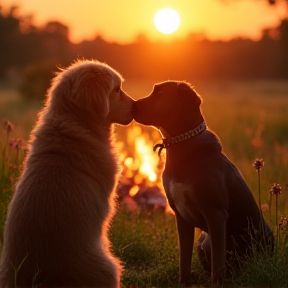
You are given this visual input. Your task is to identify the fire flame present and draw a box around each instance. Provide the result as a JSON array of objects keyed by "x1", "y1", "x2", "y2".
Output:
[
  {"x1": 129, "y1": 185, "x2": 140, "y2": 197},
  {"x1": 135, "y1": 137, "x2": 157, "y2": 182},
  {"x1": 119, "y1": 125, "x2": 164, "y2": 197}
]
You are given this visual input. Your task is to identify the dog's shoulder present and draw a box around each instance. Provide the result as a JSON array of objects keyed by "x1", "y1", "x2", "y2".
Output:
[{"x1": 195, "y1": 129, "x2": 222, "y2": 153}]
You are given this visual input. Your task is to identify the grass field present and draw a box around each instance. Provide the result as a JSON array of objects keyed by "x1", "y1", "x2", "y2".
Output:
[{"x1": 1, "y1": 80, "x2": 288, "y2": 287}]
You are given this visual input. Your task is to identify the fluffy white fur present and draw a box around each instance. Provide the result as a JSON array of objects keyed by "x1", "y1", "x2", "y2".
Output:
[{"x1": 0, "y1": 60, "x2": 134, "y2": 288}]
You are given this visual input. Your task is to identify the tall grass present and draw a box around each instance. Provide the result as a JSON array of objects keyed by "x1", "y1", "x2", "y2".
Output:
[
  {"x1": 109, "y1": 209, "x2": 209, "y2": 288},
  {"x1": 0, "y1": 80, "x2": 288, "y2": 287}
]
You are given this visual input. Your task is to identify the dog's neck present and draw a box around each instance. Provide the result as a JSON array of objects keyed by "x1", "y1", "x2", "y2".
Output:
[
  {"x1": 154, "y1": 119, "x2": 207, "y2": 156},
  {"x1": 158, "y1": 113, "x2": 204, "y2": 138}
]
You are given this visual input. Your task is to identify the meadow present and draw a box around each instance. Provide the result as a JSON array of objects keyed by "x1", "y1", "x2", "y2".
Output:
[{"x1": 1, "y1": 80, "x2": 288, "y2": 287}]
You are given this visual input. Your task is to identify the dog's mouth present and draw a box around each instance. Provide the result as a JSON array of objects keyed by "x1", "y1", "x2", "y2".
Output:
[
  {"x1": 115, "y1": 109, "x2": 134, "y2": 125},
  {"x1": 123, "y1": 113, "x2": 134, "y2": 125},
  {"x1": 132, "y1": 103, "x2": 139, "y2": 121},
  {"x1": 131, "y1": 108, "x2": 138, "y2": 121},
  {"x1": 132, "y1": 102, "x2": 152, "y2": 125}
]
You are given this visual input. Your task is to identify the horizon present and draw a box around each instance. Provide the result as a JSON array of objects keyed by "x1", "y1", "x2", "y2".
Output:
[{"x1": 1, "y1": 0, "x2": 287, "y2": 44}]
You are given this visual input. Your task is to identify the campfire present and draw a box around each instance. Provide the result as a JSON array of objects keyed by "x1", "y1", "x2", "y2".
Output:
[{"x1": 117, "y1": 124, "x2": 168, "y2": 211}]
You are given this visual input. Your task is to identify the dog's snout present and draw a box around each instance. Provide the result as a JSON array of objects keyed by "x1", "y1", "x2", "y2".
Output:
[
  {"x1": 132, "y1": 100, "x2": 137, "y2": 110},
  {"x1": 132, "y1": 101, "x2": 138, "y2": 118}
]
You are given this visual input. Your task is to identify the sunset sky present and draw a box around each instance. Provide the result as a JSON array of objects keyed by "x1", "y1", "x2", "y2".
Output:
[{"x1": 1, "y1": 0, "x2": 287, "y2": 43}]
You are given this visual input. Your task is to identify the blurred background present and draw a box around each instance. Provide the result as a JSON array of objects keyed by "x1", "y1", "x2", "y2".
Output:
[
  {"x1": 0, "y1": 0, "x2": 287, "y2": 98},
  {"x1": 1, "y1": 2, "x2": 288, "y2": 286}
]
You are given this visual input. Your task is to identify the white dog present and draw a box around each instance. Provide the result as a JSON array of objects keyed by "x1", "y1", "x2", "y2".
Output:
[{"x1": 0, "y1": 60, "x2": 134, "y2": 288}]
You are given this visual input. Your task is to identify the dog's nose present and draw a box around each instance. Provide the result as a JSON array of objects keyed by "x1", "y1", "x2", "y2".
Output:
[{"x1": 131, "y1": 102, "x2": 138, "y2": 119}]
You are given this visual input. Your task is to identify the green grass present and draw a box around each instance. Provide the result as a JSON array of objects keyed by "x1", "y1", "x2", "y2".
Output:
[
  {"x1": 109, "y1": 208, "x2": 210, "y2": 288},
  {"x1": 231, "y1": 245, "x2": 288, "y2": 288},
  {"x1": 109, "y1": 209, "x2": 288, "y2": 288},
  {"x1": 110, "y1": 209, "x2": 180, "y2": 287},
  {"x1": 1, "y1": 80, "x2": 288, "y2": 287}
]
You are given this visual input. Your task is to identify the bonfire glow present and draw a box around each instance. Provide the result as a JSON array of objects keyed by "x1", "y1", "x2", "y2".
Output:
[
  {"x1": 135, "y1": 137, "x2": 158, "y2": 182},
  {"x1": 120, "y1": 125, "x2": 165, "y2": 199},
  {"x1": 129, "y1": 185, "x2": 140, "y2": 197}
]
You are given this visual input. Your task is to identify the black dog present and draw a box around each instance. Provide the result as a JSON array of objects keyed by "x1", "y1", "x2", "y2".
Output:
[{"x1": 133, "y1": 81, "x2": 273, "y2": 286}]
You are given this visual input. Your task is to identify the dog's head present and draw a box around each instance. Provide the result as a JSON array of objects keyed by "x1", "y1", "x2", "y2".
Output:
[
  {"x1": 47, "y1": 60, "x2": 134, "y2": 126},
  {"x1": 133, "y1": 81, "x2": 203, "y2": 137}
]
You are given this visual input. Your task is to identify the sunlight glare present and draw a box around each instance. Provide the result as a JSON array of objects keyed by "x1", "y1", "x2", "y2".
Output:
[{"x1": 154, "y1": 8, "x2": 180, "y2": 35}]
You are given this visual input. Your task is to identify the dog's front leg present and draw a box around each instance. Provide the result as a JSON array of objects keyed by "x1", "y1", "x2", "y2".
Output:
[
  {"x1": 205, "y1": 210, "x2": 227, "y2": 286},
  {"x1": 175, "y1": 212, "x2": 194, "y2": 287}
]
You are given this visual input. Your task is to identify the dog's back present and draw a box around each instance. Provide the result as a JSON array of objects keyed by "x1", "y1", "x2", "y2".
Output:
[
  {"x1": 0, "y1": 60, "x2": 135, "y2": 288},
  {"x1": 179, "y1": 129, "x2": 273, "y2": 240},
  {"x1": 0, "y1": 118, "x2": 120, "y2": 287},
  {"x1": 164, "y1": 128, "x2": 274, "y2": 273},
  {"x1": 189, "y1": 130, "x2": 274, "y2": 271},
  {"x1": 133, "y1": 80, "x2": 274, "y2": 285}
]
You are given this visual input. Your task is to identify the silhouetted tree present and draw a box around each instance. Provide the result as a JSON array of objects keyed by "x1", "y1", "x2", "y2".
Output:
[
  {"x1": 278, "y1": 19, "x2": 288, "y2": 77},
  {"x1": 0, "y1": 3, "x2": 288, "y2": 98},
  {"x1": 0, "y1": 6, "x2": 22, "y2": 76},
  {"x1": 42, "y1": 21, "x2": 71, "y2": 60}
]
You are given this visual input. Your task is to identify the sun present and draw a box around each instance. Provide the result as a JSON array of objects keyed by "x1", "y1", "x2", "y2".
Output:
[{"x1": 154, "y1": 8, "x2": 181, "y2": 35}]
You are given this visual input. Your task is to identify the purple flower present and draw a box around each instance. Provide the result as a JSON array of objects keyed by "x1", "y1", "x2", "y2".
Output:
[
  {"x1": 253, "y1": 158, "x2": 264, "y2": 171},
  {"x1": 269, "y1": 183, "x2": 282, "y2": 196}
]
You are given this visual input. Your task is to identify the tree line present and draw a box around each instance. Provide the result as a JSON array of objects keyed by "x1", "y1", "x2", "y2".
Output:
[{"x1": 0, "y1": 6, "x2": 287, "y2": 99}]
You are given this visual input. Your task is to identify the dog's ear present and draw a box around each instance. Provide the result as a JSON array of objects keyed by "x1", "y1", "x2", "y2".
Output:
[
  {"x1": 70, "y1": 73, "x2": 111, "y2": 117},
  {"x1": 177, "y1": 82, "x2": 202, "y2": 107}
]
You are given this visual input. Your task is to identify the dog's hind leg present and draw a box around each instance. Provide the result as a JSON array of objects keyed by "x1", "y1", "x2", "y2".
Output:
[{"x1": 175, "y1": 212, "x2": 194, "y2": 287}]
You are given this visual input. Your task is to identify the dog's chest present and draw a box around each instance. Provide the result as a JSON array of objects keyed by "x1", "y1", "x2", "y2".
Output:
[{"x1": 164, "y1": 179, "x2": 205, "y2": 228}]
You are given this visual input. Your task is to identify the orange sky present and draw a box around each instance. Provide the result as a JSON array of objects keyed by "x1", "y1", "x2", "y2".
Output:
[{"x1": 1, "y1": 0, "x2": 287, "y2": 43}]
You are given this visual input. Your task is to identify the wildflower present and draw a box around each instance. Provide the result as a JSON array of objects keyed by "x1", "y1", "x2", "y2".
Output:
[
  {"x1": 261, "y1": 204, "x2": 269, "y2": 213},
  {"x1": 8, "y1": 139, "x2": 26, "y2": 166},
  {"x1": 269, "y1": 183, "x2": 282, "y2": 196},
  {"x1": 3, "y1": 119, "x2": 15, "y2": 150},
  {"x1": 253, "y1": 158, "x2": 264, "y2": 171},
  {"x1": 9, "y1": 139, "x2": 25, "y2": 150},
  {"x1": 9, "y1": 139, "x2": 15, "y2": 148},
  {"x1": 253, "y1": 158, "x2": 264, "y2": 211},
  {"x1": 270, "y1": 183, "x2": 282, "y2": 244},
  {"x1": 9, "y1": 164, "x2": 18, "y2": 170},
  {"x1": 3, "y1": 119, "x2": 14, "y2": 133},
  {"x1": 279, "y1": 216, "x2": 288, "y2": 232}
]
